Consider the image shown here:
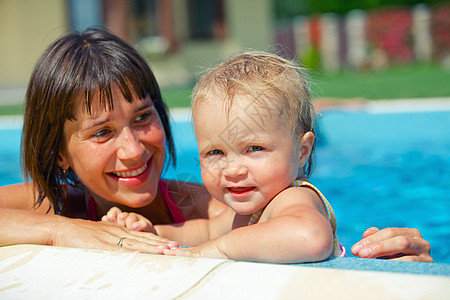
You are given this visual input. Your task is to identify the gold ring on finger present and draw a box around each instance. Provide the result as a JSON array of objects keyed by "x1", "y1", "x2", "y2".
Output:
[{"x1": 117, "y1": 237, "x2": 126, "y2": 247}]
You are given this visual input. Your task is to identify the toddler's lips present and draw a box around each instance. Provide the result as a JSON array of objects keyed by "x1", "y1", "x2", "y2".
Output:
[{"x1": 227, "y1": 186, "x2": 256, "y2": 196}]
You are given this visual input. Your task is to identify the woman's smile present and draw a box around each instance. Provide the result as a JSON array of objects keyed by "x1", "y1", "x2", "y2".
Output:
[{"x1": 107, "y1": 157, "x2": 153, "y2": 186}]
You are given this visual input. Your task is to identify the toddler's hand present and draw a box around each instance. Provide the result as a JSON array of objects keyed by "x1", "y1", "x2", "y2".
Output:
[
  {"x1": 102, "y1": 207, "x2": 156, "y2": 234},
  {"x1": 163, "y1": 241, "x2": 226, "y2": 259},
  {"x1": 163, "y1": 246, "x2": 201, "y2": 258}
]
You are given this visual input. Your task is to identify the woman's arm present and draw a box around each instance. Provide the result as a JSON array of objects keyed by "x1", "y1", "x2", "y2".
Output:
[
  {"x1": 351, "y1": 227, "x2": 433, "y2": 262},
  {"x1": 0, "y1": 206, "x2": 174, "y2": 253},
  {"x1": 0, "y1": 183, "x2": 52, "y2": 213}
]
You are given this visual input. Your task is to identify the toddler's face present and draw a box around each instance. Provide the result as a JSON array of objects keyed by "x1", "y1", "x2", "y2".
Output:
[{"x1": 193, "y1": 95, "x2": 305, "y2": 215}]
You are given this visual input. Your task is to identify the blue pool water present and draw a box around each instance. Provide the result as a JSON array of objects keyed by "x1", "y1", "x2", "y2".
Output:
[{"x1": 1, "y1": 108, "x2": 449, "y2": 263}]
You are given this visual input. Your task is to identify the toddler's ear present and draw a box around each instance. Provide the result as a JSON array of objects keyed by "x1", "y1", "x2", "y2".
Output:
[{"x1": 298, "y1": 131, "x2": 314, "y2": 165}]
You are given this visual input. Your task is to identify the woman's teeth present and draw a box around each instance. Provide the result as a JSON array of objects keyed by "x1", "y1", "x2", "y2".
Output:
[{"x1": 112, "y1": 163, "x2": 148, "y2": 178}]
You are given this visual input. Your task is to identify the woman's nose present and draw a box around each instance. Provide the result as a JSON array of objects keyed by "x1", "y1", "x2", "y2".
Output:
[{"x1": 116, "y1": 128, "x2": 145, "y2": 160}]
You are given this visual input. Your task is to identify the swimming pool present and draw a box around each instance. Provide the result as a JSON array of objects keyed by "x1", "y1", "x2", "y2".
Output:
[{"x1": 1, "y1": 104, "x2": 449, "y2": 263}]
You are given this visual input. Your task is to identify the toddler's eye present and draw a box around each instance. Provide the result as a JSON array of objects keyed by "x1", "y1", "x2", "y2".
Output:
[
  {"x1": 207, "y1": 149, "x2": 224, "y2": 155},
  {"x1": 248, "y1": 145, "x2": 263, "y2": 152}
]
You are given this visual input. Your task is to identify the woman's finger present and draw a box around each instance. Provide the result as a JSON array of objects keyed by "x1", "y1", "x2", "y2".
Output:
[
  {"x1": 60, "y1": 218, "x2": 171, "y2": 253},
  {"x1": 112, "y1": 236, "x2": 167, "y2": 254},
  {"x1": 351, "y1": 228, "x2": 432, "y2": 262},
  {"x1": 106, "y1": 226, "x2": 168, "y2": 243},
  {"x1": 353, "y1": 227, "x2": 420, "y2": 250},
  {"x1": 361, "y1": 227, "x2": 379, "y2": 239},
  {"x1": 386, "y1": 254, "x2": 434, "y2": 263},
  {"x1": 356, "y1": 235, "x2": 420, "y2": 257}
]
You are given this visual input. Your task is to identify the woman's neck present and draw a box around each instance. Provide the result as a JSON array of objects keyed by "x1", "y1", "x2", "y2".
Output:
[{"x1": 91, "y1": 189, "x2": 173, "y2": 225}]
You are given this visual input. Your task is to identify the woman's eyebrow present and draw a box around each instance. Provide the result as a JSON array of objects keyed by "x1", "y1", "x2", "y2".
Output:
[
  {"x1": 81, "y1": 99, "x2": 154, "y2": 130},
  {"x1": 80, "y1": 118, "x2": 109, "y2": 131},
  {"x1": 136, "y1": 102, "x2": 153, "y2": 112}
]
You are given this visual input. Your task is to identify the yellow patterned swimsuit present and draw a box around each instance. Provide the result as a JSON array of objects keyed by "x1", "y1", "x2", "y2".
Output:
[{"x1": 248, "y1": 180, "x2": 346, "y2": 257}]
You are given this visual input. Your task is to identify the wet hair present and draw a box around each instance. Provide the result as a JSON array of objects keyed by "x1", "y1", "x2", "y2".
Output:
[
  {"x1": 191, "y1": 51, "x2": 316, "y2": 176},
  {"x1": 21, "y1": 27, "x2": 175, "y2": 213}
]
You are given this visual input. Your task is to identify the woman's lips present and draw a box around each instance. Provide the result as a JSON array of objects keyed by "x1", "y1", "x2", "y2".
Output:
[
  {"x1": 107, "y1": 158, "x2": 152, "y2": 186},
  {"x1": 111, "y1": 162, "x2": 148, "y2": 178}
]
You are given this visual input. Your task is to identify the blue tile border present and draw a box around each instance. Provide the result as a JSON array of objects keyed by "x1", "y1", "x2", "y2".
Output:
[{"x1": 297, "y1": 257, "x2": 450, "y2": 276}]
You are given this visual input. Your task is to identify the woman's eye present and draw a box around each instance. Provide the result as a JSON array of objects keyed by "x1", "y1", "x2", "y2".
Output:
[
  {"x1": 135, "y1": 111, "x2": 152, "y2": 124},
  {"x1": 248, "y1": 145, "x2": 263, "y2": 152},
  {"x1": 92, "y1": 128, "x2": 111, "y2": 138},
  {"x1": 207, "y1": 149, "x2": 224, "y2": 155}
]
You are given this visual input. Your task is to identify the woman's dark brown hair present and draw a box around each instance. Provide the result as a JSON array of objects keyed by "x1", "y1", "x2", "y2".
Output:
[{"x1": 21, "y1": 27, "x2": 175, "y2": 214}]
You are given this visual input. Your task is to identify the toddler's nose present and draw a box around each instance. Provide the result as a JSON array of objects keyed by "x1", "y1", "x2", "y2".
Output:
[{"x1": 223, "y1": 159, "x2": 248, "y2": 178}]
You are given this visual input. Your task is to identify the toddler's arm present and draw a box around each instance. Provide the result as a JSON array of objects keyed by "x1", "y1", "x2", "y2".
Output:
[
  {"x1": 154, "y1": 208, "x2": 233, "y2": 247},
  {"x1": 102, "y1": 207, "x2": 156, "y2": 233},
  {"x1": 164, "y1": 187, "x2": 334, "y2": 263}
]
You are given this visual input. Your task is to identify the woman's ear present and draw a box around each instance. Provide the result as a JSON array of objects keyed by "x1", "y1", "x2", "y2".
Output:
[
  {"x1": 57, "y1": 153, "x2": 70, "y2": 170},
  {"x1": 298, "y1": 131, "x2": 314, "y2": 167}
]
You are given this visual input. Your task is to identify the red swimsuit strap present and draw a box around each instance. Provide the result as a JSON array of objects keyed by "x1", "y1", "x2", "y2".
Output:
[{"x1": 158, "y1": 180, "x2": 186, "y2": 223}]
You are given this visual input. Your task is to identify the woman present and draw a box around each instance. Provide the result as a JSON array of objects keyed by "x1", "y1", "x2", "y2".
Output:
[{"x1": 0, "y1": 28, "x2": 432, "y2": 262}]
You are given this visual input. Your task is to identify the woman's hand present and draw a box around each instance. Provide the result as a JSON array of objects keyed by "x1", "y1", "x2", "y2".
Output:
[
  {"x1": 55, "y1": 216, "x2": 178, "y2": 253},
  {"x1": 351, "y1": 227, "x2": 433, "y2": 262}
]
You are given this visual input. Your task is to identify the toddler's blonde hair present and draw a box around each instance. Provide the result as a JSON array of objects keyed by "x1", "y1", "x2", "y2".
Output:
[{"x1": 192, "y1": 51, "x2": 316, "y2": 175}]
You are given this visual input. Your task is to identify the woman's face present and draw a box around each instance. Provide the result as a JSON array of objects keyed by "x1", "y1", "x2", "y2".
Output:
[{"x1": 58, "y1": 88, "x2": 166, "y2": 208}]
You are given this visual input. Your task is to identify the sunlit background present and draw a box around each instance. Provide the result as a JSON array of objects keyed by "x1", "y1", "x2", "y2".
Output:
[{"x1": 1, "y1": 0, "x2": 450, "y2": 106}]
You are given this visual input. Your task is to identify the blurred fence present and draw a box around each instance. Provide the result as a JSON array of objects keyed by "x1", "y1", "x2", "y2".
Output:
[{"x1": 275, "y1": 3, "x2": 450, "y2": 71}]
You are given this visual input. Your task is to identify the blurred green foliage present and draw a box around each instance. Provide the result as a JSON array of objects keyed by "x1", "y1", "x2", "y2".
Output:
[
  {"x1": 274, "y1": 0, "x2": 449, "y2": 19},
  {"x1": 0, "y1": 104, "x2": 24, "y2": 116},
  {"x1": 300, "y1": 48, "x2": 321, "y2": 70},
  {"x1": 309, "y1": 64, "x2": 450, "y2": 99},
  {"x1": 1, "y1": 64, "x2": 448, "y2": 112}
]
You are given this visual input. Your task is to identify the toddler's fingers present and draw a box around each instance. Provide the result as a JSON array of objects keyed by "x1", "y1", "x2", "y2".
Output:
[
  {"x1": 124, "y1": 213, "x2": 141, "y2": 229},
  {"x1": 131, "y1": 220, "x2": 152, "y2": 232},
  {"x1": 104, "y1": 207, "x2": 123, "y2": 222},
  {"x1": 163, "y1": 248, "x2": 185, "y2": 256},
  {"x1": 116, "y1": 212, "x2": 129, "y2": 227},
  {"x1": 167, "y1": 241, "x2": 179, "y2": 248},
  {"x1": 163, "y1": 246, "x2": 194, "y2": 257}
]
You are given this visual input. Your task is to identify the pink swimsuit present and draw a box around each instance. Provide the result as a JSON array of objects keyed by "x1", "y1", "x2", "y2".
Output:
[{"x1": 87, "y1": 180, "x2": 186, "y2": 223}]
